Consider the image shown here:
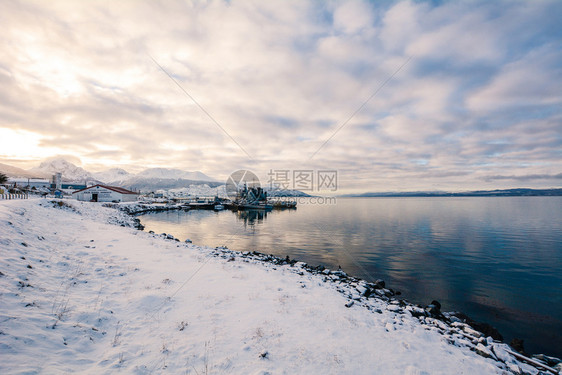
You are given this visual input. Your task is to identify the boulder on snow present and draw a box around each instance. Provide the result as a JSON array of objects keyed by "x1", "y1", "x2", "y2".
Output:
[{"x1": 374, "y1": 279, "x2": 385, "y2": 289}]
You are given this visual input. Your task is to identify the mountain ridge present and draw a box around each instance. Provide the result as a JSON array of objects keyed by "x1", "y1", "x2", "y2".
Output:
[
  {"x1": 0, "y1": 158, "x2": 217, "y2": 191},
  {"x1": 340, "y1": 188, "x2": 562, "y2": 197}
]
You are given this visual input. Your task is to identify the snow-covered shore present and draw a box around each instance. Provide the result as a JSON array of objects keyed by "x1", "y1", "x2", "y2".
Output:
[{"x1": 0, "y1": 199, "x2": 557, "y2": 374}]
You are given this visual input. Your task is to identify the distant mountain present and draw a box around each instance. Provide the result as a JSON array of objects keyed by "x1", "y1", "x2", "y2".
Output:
[
  {"x1": 92, "y1": 168, "x2": 131, "y2": 184},
  {"x1": 0, "y1": 163, "x2": 49, "y2": 179},
  {"x1": 265, "y1": 187, "x2": 312, "y2": 197},
  {"x1": 137, "y1": 168, "x2": 215, "y2": 182},
  {"x1": 121, "y1": 177, "x2": 223, "y2": 192},
  {"x1": 0, "y1": 158, "x2": 219, "y2": 191},
  {"x1": 341, "y1": 188, "x2": 562, "y2": 197},
  {"x1": 92, "y1": 167, "x2": 217, "y2": 192},
  {"x1": 29, "y1": 158, "x2": 95, "y2": 183}
]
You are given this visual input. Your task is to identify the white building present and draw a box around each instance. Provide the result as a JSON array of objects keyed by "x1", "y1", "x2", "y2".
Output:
[{"x1": 72, "y1": 185, "x2": 138, "y2": 202}]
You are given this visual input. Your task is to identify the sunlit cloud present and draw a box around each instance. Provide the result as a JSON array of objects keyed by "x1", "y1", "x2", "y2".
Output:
[{"x1": 0, "y1": 0, "x2": 560, "y2": 192}]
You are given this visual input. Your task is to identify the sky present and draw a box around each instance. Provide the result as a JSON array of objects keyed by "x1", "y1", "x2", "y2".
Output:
[{"x1": 0, "y1": 0, "x2": 561, "y2": 193}]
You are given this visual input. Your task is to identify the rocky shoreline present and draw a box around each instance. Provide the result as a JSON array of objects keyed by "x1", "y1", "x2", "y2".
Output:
[
  {"x1": 120, "y1": 205, "x2": 561, "y2": 375},
  {"x1": 102, "y1": 201, "x2": 186, "y2": 217}
]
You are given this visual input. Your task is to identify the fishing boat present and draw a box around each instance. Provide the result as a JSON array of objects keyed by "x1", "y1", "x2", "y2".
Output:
[{"x1": 228, "y1": 184, "x2": 274, "y2": 211}]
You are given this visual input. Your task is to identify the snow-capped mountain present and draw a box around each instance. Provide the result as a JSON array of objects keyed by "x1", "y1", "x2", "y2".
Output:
[
  {"x1": 17, "y1": 158, "x2": 218, "y2": 192},
  {"x1": 92, "y1": 168, "x2": 131, "y2": 184},
  {"x1": 21, "y1": 158, "x2": 217, "y2": 188},
  {"x1": 29, "y1": 158, "x2": 95, "y2": 183},
  {"x1": 93, "y1": 167, "x2": 218, "y2": 192}
]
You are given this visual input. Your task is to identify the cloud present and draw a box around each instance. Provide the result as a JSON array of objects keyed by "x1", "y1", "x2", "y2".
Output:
[
  {"x1": 0, "y1": 0, "x2": 561, "y2": 191},
  {"x1": 466, "y1": 45, "x2": 562, "y2": 112},
  {"x1": 483, "y1": 173, "x2": 562, "y2": 182}
]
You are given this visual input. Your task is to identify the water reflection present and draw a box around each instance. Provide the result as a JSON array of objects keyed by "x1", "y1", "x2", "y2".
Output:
[
  {"x1": 235, "y1": 209, "x2": 268, "y2": 228},
  {"x1": 140, "y1": 197, "x2": 562, "y2": 357}
]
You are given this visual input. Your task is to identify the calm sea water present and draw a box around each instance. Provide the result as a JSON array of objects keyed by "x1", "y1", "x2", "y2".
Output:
[{"x1": 139, "y1": 197, "x2": 562, "y2": 357}]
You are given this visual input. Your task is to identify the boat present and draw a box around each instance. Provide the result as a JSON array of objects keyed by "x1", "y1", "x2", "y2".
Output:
[
  {"x1": 214, "y1": 204, "x2": 225, "y2": 211},
  {"x1": 236, "y1": 203, "x2": 273, "y2": 210},
  {"x1": 271, "y1": 199, "x2": 297, "y2": 209},
  {"x1": 228, "y1": 184, "x2": 275, "y2": 211},
  {"x1": 188, "y1": 197, "x2": 222, "y2": 210}
]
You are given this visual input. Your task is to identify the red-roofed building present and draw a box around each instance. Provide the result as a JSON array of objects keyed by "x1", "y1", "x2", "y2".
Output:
[{"x1": 72, "y1": 184, "x2": 139, "y2": 202}]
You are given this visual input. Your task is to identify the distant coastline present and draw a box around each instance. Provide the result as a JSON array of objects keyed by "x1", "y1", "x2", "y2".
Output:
[{"x1": 340, "y1": 188, "x2": 562, "y2": 198}]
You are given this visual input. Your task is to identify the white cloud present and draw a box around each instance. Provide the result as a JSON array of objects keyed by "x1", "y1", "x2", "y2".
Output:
[
  {"x1": 0, "y1": 0, "x2": 560, "y2": 192},
  {"x1": 466, "y1": 45, "x2": 562, "y2": 111},
  {"x1": 332, "y1": 0, "x2": 375, "y2": 34}
]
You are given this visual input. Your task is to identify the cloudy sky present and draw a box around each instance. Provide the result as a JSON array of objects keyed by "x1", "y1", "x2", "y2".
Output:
[{"x1": 1, "y1": 0, "x2": 561, "y2": 193}]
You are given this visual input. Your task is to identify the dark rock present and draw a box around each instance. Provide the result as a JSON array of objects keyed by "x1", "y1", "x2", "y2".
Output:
[
  {"x1": 532, "y1": 354, "x2": 562, "y2": 367},
  {"x1": 409, "y1": 310, "x2": 426, "y2": 318},
  {"x1": 451, "y1": 312, "x2": 503, "y2": 342},
  {"x1": 509, "y1": 338, "x2": 526, "y2": 355},
  {"x1": 345, "y1": 300, "x2": 354, "y2": 308},
  {"x1": 374, "y1": 279, "x2": 385, "y2": 289},
  {"x1": 426, "y1": 300, "x2": 444, "y2": 319},
  {"x1": 383, "y1": 289, "x2": 394, "y2": 297},
  {"x1": 27, "y1": 265, "x2": 32, "y2": 269}
]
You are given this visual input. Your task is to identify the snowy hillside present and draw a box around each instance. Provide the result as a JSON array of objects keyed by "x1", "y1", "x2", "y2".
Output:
[
  {"x1": 0, "y1": 199, "x2": 550, "y2": 374},
  {"x1": 0, "y1": 163, "x2": 49, "y2": 179}
]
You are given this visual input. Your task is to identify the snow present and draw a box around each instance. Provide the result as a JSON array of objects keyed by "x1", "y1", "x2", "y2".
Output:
[
  {"x1": 136, "y1": 168, "x2": 215, "y2": 182},
  {"x1": 6, "y1": 158, "x2": 216, "y2": 186},
  {"x1": 92, "y1": 168, "x2": 131, "y2": 184},
  {"x1": 0, "y1": 199, "x2": 548, "y2": 374},
  {"x1": 29, "y1": 158, "x2": 93, "y2": 182},
  {"x1": 167, "y1": 184, "x2": 227, "y2": 198}
]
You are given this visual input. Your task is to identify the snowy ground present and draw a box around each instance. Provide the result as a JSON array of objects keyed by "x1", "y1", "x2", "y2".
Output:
[{"x1": 0, "y1": 199, "x2": 555, "y2": 374}]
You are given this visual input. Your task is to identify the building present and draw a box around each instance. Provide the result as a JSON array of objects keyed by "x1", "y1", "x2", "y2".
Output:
[
  {"x1": 72, "y1": 185, "x2": 139, "y2": 202},
  {"x1": 8, "y1": 178, "x2": 51, "y2": 190},
  {"x1": 52, "y1": 173, "x2": 62, "y2": 190}
]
